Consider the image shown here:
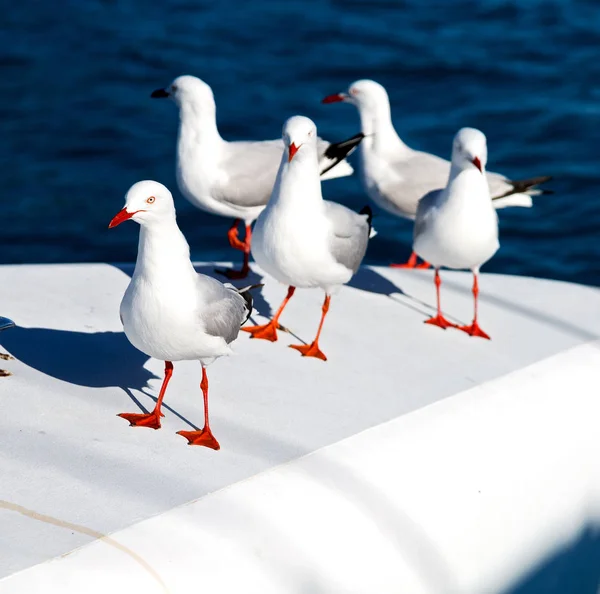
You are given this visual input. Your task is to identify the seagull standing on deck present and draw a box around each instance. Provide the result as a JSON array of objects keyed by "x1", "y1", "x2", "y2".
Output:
[
  {"x1": 108, "y1": 180, "x2": 255, "y2": 449},
  {"x1": 322, "y1": 79, "x2": 551, "y2": 268},
  {"x1": 413, "y1": 128, "x2": 499, "y2": 340},
  {"x1": 244, "y1": 116, "x2": 373, "y2": 361},
  {"x1": 152, "y1": 75, "x2": 363, "y2": 279}
]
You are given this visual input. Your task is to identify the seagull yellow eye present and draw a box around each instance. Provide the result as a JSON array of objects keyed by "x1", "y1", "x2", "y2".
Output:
[{"x1": 146, "y1": 196, "x2": 155, "y2": 204}]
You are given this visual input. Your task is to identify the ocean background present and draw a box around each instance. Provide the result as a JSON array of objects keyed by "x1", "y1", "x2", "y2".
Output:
[{"x1": 2, "y1": 0, "x2": 599, "y2": 286}]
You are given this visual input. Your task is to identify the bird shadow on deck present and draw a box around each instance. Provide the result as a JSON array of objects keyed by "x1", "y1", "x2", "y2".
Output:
[
  {"x1": 348, "y1": 266, "x2": 441, "y2": 321},
  {"x1": 348, "y1": 266, "x2": 405, "y2": 297},
  {"x1": 0, "y1": 327, "x2": 203, "y2": 430},
  {"x1": 0, "y1": 327, "x2": 153, "y2": 390}
]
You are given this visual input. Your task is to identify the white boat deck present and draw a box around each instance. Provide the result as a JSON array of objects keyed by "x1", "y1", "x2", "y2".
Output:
[{"x1": 0, "y1": 263, "x2": 598, "y2": 591}]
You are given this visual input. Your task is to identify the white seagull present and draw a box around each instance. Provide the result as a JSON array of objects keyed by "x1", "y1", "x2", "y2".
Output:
[
  {"x1": 152, "y1": 75, "x2": 363, "y2": 279},
  {"x1": 244, "y1": 116, "x2": 373, "y2": 361},
  {"x1": 322, "y1": 79, "x2": 551, "y2": 268},
  {"x1": 413, "y1": 128, "x2": 499, "y2": 340},
  {"x1": 108, "y1": 180, "x2": 256, "y2": 449}
]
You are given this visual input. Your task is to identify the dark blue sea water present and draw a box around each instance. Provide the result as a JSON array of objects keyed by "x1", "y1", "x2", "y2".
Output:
[{"x1": 2, "y1": 0, "x2": 599, "y2": 286}]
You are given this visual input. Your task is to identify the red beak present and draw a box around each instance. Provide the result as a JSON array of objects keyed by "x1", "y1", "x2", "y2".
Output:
[
  {"x1": 472, "y1": 157, "x2": 483, "y2": 173},
  {"x1": 109, "y1": 208, "x2": 135, "y2": 228},
  {"x1": 321, "y1": 93, "x2": 346, "y2": 104},
  {"x1": 288, "y1": 142, "x2": 300, "y2": 162}
]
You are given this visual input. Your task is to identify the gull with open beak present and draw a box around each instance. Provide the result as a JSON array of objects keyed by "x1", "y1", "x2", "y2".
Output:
[
  {"x1": 109, "y1": 180, "x2": 256, "y2": 449},
  {"x1": 245, "y1": 116, "x2": 374, "y2": 361},
  {"x1": 322, "y1": 79, "x2": 551, "y2": 269},
  {"x1": 413, "y1": 128, "x2": 499, "y2": 339},
  {"x1": 151, "y1": 75, "x2": 363, "y2": 279}
]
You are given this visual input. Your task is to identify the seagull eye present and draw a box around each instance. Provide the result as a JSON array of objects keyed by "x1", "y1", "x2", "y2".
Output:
[
  {"x1": 171, "y1": 84, "x2": 178, "y2": 92},
  {"x1": 146, "y1": 196, "x2": 156, "y2": 204},
  {"x1": 350, "y1": 88, "x2": 358, "y2": 96},
  {"x1": 308, "y1": 130, "x2": 314, "y2": 137}
]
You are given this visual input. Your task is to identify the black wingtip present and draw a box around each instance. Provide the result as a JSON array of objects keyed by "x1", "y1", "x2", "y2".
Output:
[
  {"x1": 492, "y1": 175, "x2": 553, "y2": 201},
  {"x1": 320, "y1": 132, "x2": 365, "y2": 177},
  {"x1": 510, "y1": 175, "x2": 553, "y2": 194},
  {"x1": 359, "y1": 205, "x2": 373, "y2": 234},
  {"x1": 236, "y1": 283, "x2": 263, "y2": 325},
  {"x1": 323, "y1": 132, "x2": 365, "y2": 160},
  {"x1": 240, "y1": 290, "x2": 253, "y2": 325}
]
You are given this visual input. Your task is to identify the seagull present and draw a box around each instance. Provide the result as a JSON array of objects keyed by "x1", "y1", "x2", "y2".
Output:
[
  {"x1": 108, "y1": 180, "x2": 256, "y2": 449},
  {"x1": 152, "y1": 75, "x2": 363, "y2": 280},
  {"x1": 322, "y1": 79, "x2": 551, "y2": 268},
  {"x1": 413, "y1": 128, "x2": 499, "y2": 340},
  {"x1": 243, "y1": 116, "x2": 373, "y2": 361},
  {"x1": 0, "y1": 316, "x2": 15, "y2": 377}
]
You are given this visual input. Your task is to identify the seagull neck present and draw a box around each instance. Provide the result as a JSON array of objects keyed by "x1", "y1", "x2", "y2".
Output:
[
  {"x1": 359, "y1": 102, "x2": 409, "y2": 156},
  {"x1": 444, "y1": 165, "x2": 489, "y2": 203},
  {"x1": 134, "y1": 218, "x2": 196, "y2": 280},
  {"x1": 178, "y1": 102, "x2": 223, "y2": 150},
  {"x1": 271, "y1": 152, "x2": 322, "y2": 211}
]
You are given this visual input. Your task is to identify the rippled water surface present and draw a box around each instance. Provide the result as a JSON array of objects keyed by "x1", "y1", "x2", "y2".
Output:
[{"x1": 3, "y1": 0, "x2": 599, "y2": 285}]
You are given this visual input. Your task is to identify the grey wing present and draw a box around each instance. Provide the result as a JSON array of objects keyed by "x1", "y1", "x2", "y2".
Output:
[
  {"x1": 374, "y1": 150, "x2": 450, "y2": 219},
  {"x1": 486, "y1": 170, "x2": 513, "y2": 197},
  {"x1": 324, "y1": 201, "x2": 370, "y2": 273},
  {"x1": 413, "y1": 189, "x2": 442, "y2": 241},
  {"x1": 214, "y1": 140, "x2": 284, "y2": 209},
  {"x1": 198, "y1": 275, "x2": 248, "y2": 344}
]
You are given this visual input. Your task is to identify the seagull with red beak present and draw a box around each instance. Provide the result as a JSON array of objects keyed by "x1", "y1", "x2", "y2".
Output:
[
  {"x1": 109, "y1": 180, "x2": 256, "y2": 449},
  {"x1": 151, "y1": 75, "x2": 363, "y2": 280},
  {"x1": 322, "y1": 79, "x2": 551, "y2": 269},
  {"x1": 244, "y1": 116, "x2": 374, "y2": 361},
  {"x1": 413, "y1": 128, "x2": 499, "y2": 339}
]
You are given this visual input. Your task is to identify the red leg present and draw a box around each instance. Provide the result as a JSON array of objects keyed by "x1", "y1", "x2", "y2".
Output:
[
  {"x1": 289, "y1": 294, "x2": 330, "y2": 361},
  {"x1": 177, "y1": 366, "x2": 220, "y2": 450},
  {"x1": 226, "y1": 219, "x2": 246, "y2": 251},
  {"x1": 458, "y1": 273, "x2": 491, "y2": 340},
  {"x1": 390, "y1": 251, "x2": 431, "y2": 269},
  {"x1": 242, "y1": 286, "x2": 295, "y2": 342},
  {"x1": 217, "y1": 223, "x2": 252, "y2": 280},
  {"x1": 118, "y1": 361, "x2": 173, "y2": 429},
  {"x1": 425, "y1": 269, "x2": 456, "y2": 330}
]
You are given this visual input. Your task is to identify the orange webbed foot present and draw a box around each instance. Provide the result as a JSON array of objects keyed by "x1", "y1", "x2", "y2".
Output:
[
  {"x1": 424, "y1": 315, "x2": 456, "y2": 330},
  {"x1": 458, "y1": 322, "x2": 491, "y2": 340},
  {"x1": 118, "y1": 411, "x2": 162, "y2": 429},
  {"x1": 390, "y1": 252, "x2": 431, "y2": 269},
  {"x1": 289, "y1": 342, "x2": 327, "y2": 361},
  {"x1": 390, "y1": 261, "x2": 431, "y2": 269},
  {"x1": 241, "y1": 321, "x2": 281, "y2": 342},
  {"x1": 177, "y1": 428, "x2": 221, "y2": 450}
]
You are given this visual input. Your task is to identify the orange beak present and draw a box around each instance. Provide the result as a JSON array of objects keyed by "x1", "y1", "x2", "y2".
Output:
[
  {"x1": 322, "y1": 93, "x2": 347, "y2": 104},
  {"x1": 472, "y1": 157, "x2": 483, "y2": 173},
  {"x1": 288, "y1": 142, "x2": 300, "y2": 162},
  {"x1": 109, "y1": 208, "x2": 136, "y2": 228}
]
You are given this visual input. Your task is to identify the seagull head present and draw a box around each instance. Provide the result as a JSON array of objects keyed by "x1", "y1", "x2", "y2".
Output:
[
  {"x1": 109, "y1": 181, "x2": 176, "y2": 229},
  {"x1": 151, "y1": 75, "x2": 215, "y2": 112},
  {"x1": 451, "y1": 127, "x2": 488, "y2": 174},
  {"x1": 322, "y1": 79, "x2": 389, "y2": 112},
  {"x1": 282, "y1": 115, "x2": 318, "y2": 163}
]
